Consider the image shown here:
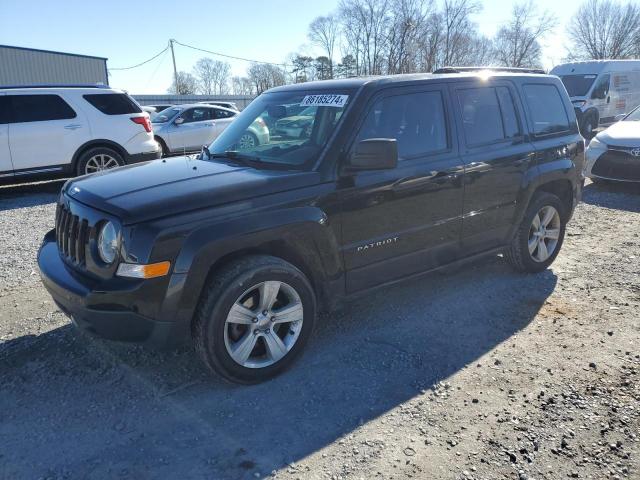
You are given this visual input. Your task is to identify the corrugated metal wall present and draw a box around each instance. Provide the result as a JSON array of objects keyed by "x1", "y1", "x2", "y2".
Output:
[
  {"x1": 0, "y1": 45, "x2": 108, "y2": 86},
  {"x1": 134, "y1": 94, "x2": 256, "y2": 110}
]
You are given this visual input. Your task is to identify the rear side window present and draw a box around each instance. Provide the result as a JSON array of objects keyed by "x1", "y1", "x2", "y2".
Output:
[
  {"x1": 458, "y1": 88, "x2": 504, "y2": 145},
  {"x1": 523, "y1": 84, "x2": 571, "y2": 136},
  {"x1": 0, "y1": 97, "x2": 9, "y2": 124},
  {"x1": 213, "y1": 108, "x2": 235, "y2": 119},
  {"x1": 9, "y1": 94, "x2": 76, "y2": 123},
  {"x1": 356, "y1": 91, "x2": 448, "y2": 159},
  {"x1": 83, "y1": 93, "x2": 142, "y2": 115}
]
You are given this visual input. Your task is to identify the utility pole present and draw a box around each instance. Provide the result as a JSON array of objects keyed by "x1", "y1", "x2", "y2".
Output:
[{"x1": 169, "y1": 39, "x2": 179, "y2": 93}]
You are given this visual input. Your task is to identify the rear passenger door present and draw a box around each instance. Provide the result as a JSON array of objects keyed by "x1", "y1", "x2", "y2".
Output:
[
  {"x1": 7, "y1": 94, "x2": 85, "y2": 172},
  {"x1": 452, "y1": 81, "x2": 534, "y2": 253},
  {"x1": 339, "y1": 85, "x2": 465, "y2": 293},
  {"x1": 0, "y1": 94, "x2": 12, "y2": 177},
  {"x1": 211, "y1": 107, "x2": 236, "y2": 138}
]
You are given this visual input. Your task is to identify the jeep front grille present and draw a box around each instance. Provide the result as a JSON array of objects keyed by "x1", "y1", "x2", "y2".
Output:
[{"x1": 55, "y1": 204, "x2": 89, "y2": 266}]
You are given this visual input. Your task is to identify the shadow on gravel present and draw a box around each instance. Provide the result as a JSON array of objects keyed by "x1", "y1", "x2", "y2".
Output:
[
  {"x1": 0, "y1": 257, "x2": 557, "y2": 479},
  {"x1": 582, "y1": 181, "x2": 640, "y2": 213},
  {"x1": 0, "y1": 180, "x2": 65, "y2": 211}
]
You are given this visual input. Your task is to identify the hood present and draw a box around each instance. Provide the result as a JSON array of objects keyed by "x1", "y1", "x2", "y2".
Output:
[
  {"x1": 65, "y1": 156, "x2": 320, "y2": 225},
  {"x1": 597, "y1": 121, "x2": 640, "y2": 147}
]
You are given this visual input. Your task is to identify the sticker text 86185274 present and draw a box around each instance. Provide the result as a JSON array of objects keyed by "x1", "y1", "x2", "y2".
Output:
[{"x1": 300, "y1": 94, "x2": 349, "y2": 108}]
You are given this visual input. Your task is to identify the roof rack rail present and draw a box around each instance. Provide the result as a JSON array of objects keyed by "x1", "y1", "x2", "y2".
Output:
[
  {"x1": 0, "y1": 83, "x2": 110, "y2": 90},
  {"x1": 433, "y1": 66, "x2": 546, "y2": 74}
]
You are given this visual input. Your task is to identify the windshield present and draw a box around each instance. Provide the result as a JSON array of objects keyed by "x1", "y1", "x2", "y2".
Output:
[
  {"x1": 208, "y1": 90, "x2": 353, "y2": 168},
  {"x1": 152, "y1": 107, "x2": 181, "y2": 123},
  {"x1": 624, "y1": 106, "x2": 640, "y2": 121},
  {"x1": 559, "y1": 74, "x2": 597, "y2": 97}
]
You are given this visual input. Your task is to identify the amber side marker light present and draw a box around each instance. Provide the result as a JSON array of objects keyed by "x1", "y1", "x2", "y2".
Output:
[{"x1": 116, "y1": 261, "x2": 171, "y2": 279}]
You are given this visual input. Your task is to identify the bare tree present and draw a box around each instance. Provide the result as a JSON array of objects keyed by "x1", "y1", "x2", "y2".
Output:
[
  {"x1": 441, "y1": 0, "x2": 482, "y2": 66},
  {"x1": 231, "y1": 76, "x2": 254, "y2": 96},
  {"x1": 568, "y1": 0, "x2": 640, "y2": 59},
  {"x1": 494, "y1": 1, "x2": 556, "y2": 68},
  {"x1": 386, "y1": 0, "x2": 433, "y2": 74},
  {"x1": 168, "y1": 71, "x2": 198, "y2": 95},
  {"x1": 308, "y1": 15, "x2": 339, "y2": 77},
  {"x1": 339, "y1": 0, "x2": 391, "y2": 75},
  {"x1": 247, "y1": 63, "x2": 287, "y2": 94},
  {"x1": 193, "y1": 58, "x2": 231, "y2": 95}
]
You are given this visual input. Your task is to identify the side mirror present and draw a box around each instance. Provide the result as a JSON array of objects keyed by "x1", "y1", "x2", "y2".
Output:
[
  {"x1": 174, "y1": 117, "x2": 185, "y2": 125},
  {"x1": 346, "y1": 139, "x2": 398, "y2": 171},
  {"x1": 614, "y1": 113, "x2": 626, "y2": 122}
]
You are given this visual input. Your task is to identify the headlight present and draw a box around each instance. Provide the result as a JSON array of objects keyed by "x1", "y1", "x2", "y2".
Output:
[{"x1": 98, "y1": 221, "x2": 119, "y2": 264}]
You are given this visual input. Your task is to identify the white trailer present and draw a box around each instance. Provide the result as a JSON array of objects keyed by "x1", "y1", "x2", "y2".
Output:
[{"x1": 550, "y1": 60, "x2": 640, "y2": 137}]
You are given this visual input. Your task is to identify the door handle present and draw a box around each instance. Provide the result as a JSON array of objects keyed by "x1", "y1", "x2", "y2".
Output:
[
  {"x1": 64, "y1": 124, "x2": 82, "y2": 130},
  {"x1": 606, "y1": 96, "x2": 610, "y2": 104}
]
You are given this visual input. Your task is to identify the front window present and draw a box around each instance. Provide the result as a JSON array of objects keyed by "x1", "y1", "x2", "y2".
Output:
[
  {"x1": 559, "y1": 74, "x2": 597, "y2": 97},
  {"x1": 152, "y1": 107, "x2": 181, "y2": 123},
  {"x1": 208, "y1": 90, "x2": 354, "y2": 168}
]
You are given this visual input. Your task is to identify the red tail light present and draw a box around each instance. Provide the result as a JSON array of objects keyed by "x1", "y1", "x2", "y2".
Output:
[{"x1": 131, "y1": 115, "x2": 152, "y2": 133}]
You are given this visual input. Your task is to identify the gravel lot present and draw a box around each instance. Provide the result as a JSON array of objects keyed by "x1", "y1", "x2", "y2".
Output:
[{"x1": 0, "y1": 179, "x2": 638, "y2": 480}]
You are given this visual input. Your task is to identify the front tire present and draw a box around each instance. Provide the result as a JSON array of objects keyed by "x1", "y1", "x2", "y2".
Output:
[
  {"x1": 506, "y1": 192, "x2": 566, "y2": 273},
  {"x1": 76, "y1": 147, "x2": 124, "y2": 176},
  {"x1": 193, "y1": 255, "x2": 316, "y2": 384},
  {"x1": 581, "y1": 113, "x2": 598, "y2": 139}
]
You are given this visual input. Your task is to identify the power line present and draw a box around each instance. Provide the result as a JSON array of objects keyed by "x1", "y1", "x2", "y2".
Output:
[
  {"x1": 173, "y1": 39, "x2": 293, "y2": 68},
  {"x1": 109, "y1": 46, "x2": 169, "y2": 71}
]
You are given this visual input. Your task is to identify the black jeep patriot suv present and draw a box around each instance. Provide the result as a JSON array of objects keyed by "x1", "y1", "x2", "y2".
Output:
[{"x1": 38, "y1": 71, "x2": 584, "y2": 383}]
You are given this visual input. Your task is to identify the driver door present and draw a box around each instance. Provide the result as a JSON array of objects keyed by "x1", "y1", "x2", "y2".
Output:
[{"x1": 169, "y1": 107, "x2": 216, "y2": 152}]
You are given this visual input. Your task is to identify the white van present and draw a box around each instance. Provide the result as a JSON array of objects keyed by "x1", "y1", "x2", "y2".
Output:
[{"x1": 550, "y1": 60, "x2": 640, "y2": 137}]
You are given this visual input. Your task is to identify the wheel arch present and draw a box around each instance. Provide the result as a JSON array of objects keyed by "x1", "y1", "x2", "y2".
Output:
[
  {"x1": 161, "y1": 208, "x2": 343, "y2": 335},
  {"x1": 71, "y1": 140, "x2": 128, "y2": 172}
]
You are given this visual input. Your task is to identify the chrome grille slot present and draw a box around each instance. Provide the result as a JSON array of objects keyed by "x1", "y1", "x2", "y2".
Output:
[{"x1": 55, "y1": 204, "x2": 90, "y2": 266}]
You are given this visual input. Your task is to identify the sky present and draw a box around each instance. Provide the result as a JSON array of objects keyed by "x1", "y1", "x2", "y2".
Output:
[{"x1": 0, "y1": 0, "x2": 576, "y2": 94}]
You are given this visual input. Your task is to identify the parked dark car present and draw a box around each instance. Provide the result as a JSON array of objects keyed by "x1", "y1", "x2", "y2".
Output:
[{"x1": 38, "y1": 71, "x2": 585, "y2": 384}]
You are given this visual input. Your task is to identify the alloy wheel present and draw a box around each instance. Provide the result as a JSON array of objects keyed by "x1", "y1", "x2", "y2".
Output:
[
  {"x1": 528, "y1": 205, "x2": 561, "y2": 262},
  {"x1": 238, "y1": 133, "x2": 256, "y2": 150},
  {"x1": 85, "y1": 154, "x2": 120, "y2": 174},
  {"x1": 223, "y1": 281, "x2": 304, "y2": 368}
]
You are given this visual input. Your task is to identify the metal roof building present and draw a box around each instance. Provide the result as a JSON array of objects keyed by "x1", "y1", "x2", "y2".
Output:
[{"x1": 0, "y1": 45, "x2": 108, "y2": 87}]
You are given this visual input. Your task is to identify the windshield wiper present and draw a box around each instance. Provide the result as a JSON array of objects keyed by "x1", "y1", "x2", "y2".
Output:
[{"x1": 208, "y1": 150, "x2": 263, "y2": 166}]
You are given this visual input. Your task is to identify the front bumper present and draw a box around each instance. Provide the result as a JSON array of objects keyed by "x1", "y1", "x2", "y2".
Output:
[
  {"x1": 586, "y1": 148, "x2": 640, "y2": 182},
  {"x1": 37, "y1": 230, "x2": 182, "y2": 348}
]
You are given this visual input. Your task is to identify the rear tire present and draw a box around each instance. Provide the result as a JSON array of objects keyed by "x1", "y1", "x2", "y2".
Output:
[
  {"x1": 193, "y1": 255, "x2": 316, "y2": 384},
  {"x1": 581, "y1": 112, "x2": 598, "y2": 139},
  {"x1": 76, "y1": 147, "x2": 124, "y2": 176},
  {"x1": 155, "y1": 136, "x2": 170, "y2": 157},
  {"x1": 506, "y1": 192, "x2": 567, "y2": 273}
]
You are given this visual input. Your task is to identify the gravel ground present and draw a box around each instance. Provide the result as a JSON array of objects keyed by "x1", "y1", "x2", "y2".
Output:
[{"x1": 0, "y1": 179, "x2": 638, "y2": 480}]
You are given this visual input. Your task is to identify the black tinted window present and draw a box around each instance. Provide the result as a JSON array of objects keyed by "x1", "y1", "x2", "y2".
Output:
[
  {"x1": 0, "y1": 96, "x2": 9, "y2": 124},
  {"x1": 213, "y1": 108, "x2": 235, "y2": 119},
  {"x1": 9, "y1": 94, "x2": 76, "y2": 123},
  {"x1": 523, "y1": 84, "x2": 571, "y2": 135},
  {"x1": 83, "y1": 93, "x2": 142, "y2": 115},
  {"x1": 181, "y1": 107, "x2": 211, "y2": 123},
  {"x1": 458, "y1": 87, "x2": 504, "y2": 145},
  {"x1": 496, "y1": 87, "x2": 520, "y2": 138},
  {"x1": 356, "y1": 91, "x2": 448, "y2": 159}
]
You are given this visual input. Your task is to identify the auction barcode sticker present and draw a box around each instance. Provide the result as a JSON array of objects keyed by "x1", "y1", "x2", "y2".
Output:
[{"x1": 300, "y1": 94, "x2": 349, "y2": 107}]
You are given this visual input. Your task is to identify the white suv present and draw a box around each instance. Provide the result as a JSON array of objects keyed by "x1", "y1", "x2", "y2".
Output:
[{"x1": 0, "y1": 85, "x2": 160, "y2": 183}]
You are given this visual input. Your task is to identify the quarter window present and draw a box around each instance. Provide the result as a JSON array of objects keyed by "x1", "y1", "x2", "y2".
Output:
[
  {"x1": 523, "y1": 84, "x2": 571, "y2": 136},
  {"x1": 9, "y1": 94, "x2": 76, "y2": 123},
  {"x1": 356, "y1": 91, "x2": 448, "y2": 159}
]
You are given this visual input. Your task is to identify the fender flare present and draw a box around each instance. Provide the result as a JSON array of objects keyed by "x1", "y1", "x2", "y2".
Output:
[{"x1": 159, "y1": 206, "x2": 343, "y2": 328}]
